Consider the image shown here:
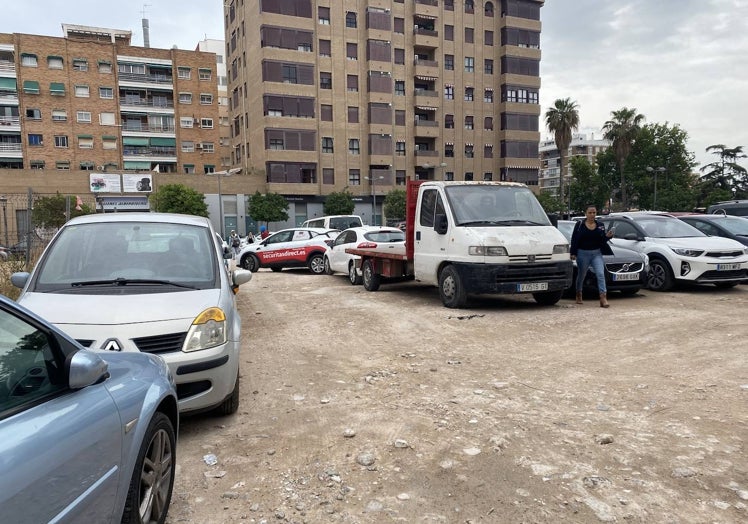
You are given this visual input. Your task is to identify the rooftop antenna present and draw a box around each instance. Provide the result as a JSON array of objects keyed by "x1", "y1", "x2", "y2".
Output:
[{"x1": 141, "y1": 4, "x2": 151, "y2": 48}]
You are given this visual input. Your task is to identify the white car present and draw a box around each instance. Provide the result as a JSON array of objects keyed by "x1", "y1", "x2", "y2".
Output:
[
  {"x1": 237, "y1": 227, "x2": 338, "y2": 273},
  {"x1": 601, "y1": 212, "x2": 748, "y2": 291},
  {"x1": 11, "y1": 213, "x2": 253, "y2": 415},
  {"x1": 324, "y1": 226, "x2": 405, "y2": 284}
]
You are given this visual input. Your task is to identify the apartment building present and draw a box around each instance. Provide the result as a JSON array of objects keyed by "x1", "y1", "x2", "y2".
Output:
[
  {"x1": 197, "y1": 38, "x2": 232, "y2": 171},
  {"x1": 539, "y1": 133, "x2": 611, "y2": 194},
  {"x1": 225, "y1": 0, "x2": 544, "y2": 224},
  {"x1": 0, "y1": 25, "x2": 220, "y2": 175}
]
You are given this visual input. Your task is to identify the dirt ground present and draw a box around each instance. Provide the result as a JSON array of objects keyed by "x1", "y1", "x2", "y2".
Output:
[{"x1": 166, "y1": 271, "x2": 748, "y2": 524}]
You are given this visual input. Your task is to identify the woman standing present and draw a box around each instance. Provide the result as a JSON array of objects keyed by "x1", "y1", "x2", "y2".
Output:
[{"x1": 570, "y1": 204, "x2": 614, "y2": 307}]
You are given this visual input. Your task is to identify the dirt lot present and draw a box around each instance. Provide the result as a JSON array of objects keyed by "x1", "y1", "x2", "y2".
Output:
[{"x1": 167, "y1": 271, "x2": 748, "y2": 523}]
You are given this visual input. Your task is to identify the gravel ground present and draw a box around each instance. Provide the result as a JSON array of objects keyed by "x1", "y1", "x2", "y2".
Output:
[{"x1": 166, "y1": 271, "x2": 748, "y2": 523}]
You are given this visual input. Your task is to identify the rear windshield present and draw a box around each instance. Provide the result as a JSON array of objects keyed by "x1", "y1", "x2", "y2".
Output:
[
  {"x1": 329, "y1": 216, "x2": 363, "y2": 230},
  {"x1": 363, "y1": 230, "x2": 405, "y2": 243}
]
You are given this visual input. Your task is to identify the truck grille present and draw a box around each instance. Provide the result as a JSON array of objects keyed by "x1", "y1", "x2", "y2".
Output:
[
  {"x1": 133, "y1": 332, "x2": 187, "y2": 354},
  {"x1": 494, "y1": 262, "x2": 569, "y2": 284}
]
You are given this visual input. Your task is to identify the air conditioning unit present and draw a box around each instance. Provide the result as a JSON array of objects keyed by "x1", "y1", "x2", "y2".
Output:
[
  {"x1": 195, "y1": 143, "x2": 203, "y2": 149},
  {"x1": 193, "y1": 118, "x2": 200, "y2": 125}
]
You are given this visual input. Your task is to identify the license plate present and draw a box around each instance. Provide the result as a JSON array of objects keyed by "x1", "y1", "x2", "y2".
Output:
[
  {"x1": 716, "y1": 263, "x2": 740, "y2": 271},
  {"x1": 612, "y1": 272, "x2": 639, "y2": 281},
  {"x1": 517, "y1": 282, "x2": 548, "y2": 292}
]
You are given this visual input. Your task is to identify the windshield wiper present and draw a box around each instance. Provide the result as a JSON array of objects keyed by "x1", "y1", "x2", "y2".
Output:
[
  {"x1": 71, "y1": 277, "x2": 199, "y2": 289},
  {"x1": 458, "y1": 219, "x2": 545, "y2": 226}
]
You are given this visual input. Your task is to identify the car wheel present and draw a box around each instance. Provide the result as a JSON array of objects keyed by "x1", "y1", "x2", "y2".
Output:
[
  {"x1": 324, "y1": 256, "x2": 334, "y2": 275},
  {"x1": 308, "y1": 253, "x2": 325, "y2": 274},
  {"x1": 241, "y1": 254, "x2": 259, "y2": 272},
  {"x1": 270, "y1": 267, "x2": 283, "y2": 272},
  {"x1": 439, "y1": 265, "x2": 467, "y2": 308},
  {"x1": 214, "y1": 372, "x2": 240, "y2": 416},
  {"x1": 714, "y1": 281, "x2": 738, "y2": 289},
  {"x1": 362, "y1": 259, "x2": 380, "y2": 291},
  {"x1": 348, "y1": 262, "x2": 362, "y2": 285},
  {"x1": 647, "y1": 259, "x2": 673, "y2": 291},
  {"x1": 533, "y1": 290, "x2": 563, "y2": 306},
  {"x1": 121, "y1": 412, "x2": 175, "y2": 524}
]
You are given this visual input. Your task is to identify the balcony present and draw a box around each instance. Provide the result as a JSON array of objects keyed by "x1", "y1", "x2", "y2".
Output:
[
  {"x1": 117, "y1": 72, "x2": 174, "y2": 88},
  {"x1": 0, "y1": 60, "x2": 16, "y2": 74},
  {"x1": 0, "y1": 142, "x2": 23, "y2": 156},
  {"x1": 0, "y1": 115, "x2": 20, "y2": 130},
  {"x1": 120, "y1": 98, "x2": 175, "y2": 110},
  {"x1": 122, "y1": 123, "x2": 176, "y2": 134},
  {"x1": 414, "y1": 58, "x2": 439, "y2": 79},
  {"x1": 414, "y1": 28, "x2": 439, "y2": 48},
  {"x1": 123, "y1": 147, "x2": 177, "y2": 158},
  {"x1": 414, "y1": 149, "x2": 439, "y2": 157},
  {"x1": 414, "y1": 0, "x2": 439, "y2": 19}
]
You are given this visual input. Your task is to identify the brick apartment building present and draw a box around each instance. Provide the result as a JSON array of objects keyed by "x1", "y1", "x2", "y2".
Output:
[{"x1": 225, "y1": 0, "x2": 544, "y2": 225}]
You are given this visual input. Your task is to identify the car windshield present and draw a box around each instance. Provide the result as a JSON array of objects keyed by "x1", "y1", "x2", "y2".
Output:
[
  {"x1": 634, "y1": 216, "x2": 705, "y2": 238},
  {"x1": 445, "y1": 185, "x2": 550, "y2": 226},
  {"x1": 714, "y1": 217, "x2": 748, "y2": 235},
  {"x1": 32, "y1": 221, "x2": 218, "y2": 292},
  {"x1": 363, "y1": 230, "x2": 405, "y2": 242}
]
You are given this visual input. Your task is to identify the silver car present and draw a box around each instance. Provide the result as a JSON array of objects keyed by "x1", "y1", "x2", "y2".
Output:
[
  {"x1": 0, "y1": 294, "x2": 178, "y2": 523},
  {"x1": 11, "y1": 213, "x2": 252, "y2": 415}
]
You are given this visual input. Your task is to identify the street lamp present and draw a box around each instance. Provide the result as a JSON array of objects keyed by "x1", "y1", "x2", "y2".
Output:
[
  {"x1": 646, "y1": 166, "x2": 666, "y2": 210},
  {"x1": 0, "y1": 195, "x2": 7, "y2": 246},
  {"x1": 364, "y1": 174, "x2": 385, "y2": 225}
]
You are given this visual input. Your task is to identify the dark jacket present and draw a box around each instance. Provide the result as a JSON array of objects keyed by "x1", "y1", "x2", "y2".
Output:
[{"x1": 570, "y1": 219, "x2": 613, "y2": 257}]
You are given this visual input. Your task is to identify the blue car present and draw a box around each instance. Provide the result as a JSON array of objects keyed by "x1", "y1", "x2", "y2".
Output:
[{"x1": 0, "y1": 294, "x2": 178, "y2": 523}]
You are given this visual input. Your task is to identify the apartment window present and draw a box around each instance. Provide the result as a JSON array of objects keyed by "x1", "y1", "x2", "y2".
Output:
[
  {"x1": 445, "y1": 143, "x2": 454, "y2": 157},
  {"x1": 77, "y1": 111, "x2": 91, "y2": 123},
  {"x1": 395, "y1": 141, "x2": 406, "y2": 156},
  {"x1": 484, "y1": 117, "x2": 494, "y2": 130},
  {"x1": 318, "y1": 6, "x2": 330, "y2": 24},
  {"x1": 179, "y1": 92, "x2": 192, "y2": 104},
  {"x1": 50, "y1": 82, "x2": 65, "y2": 96},
  {"x1": 21, "y1": 53, "x2": 37, "y2": 67},
  {"x1": 203, "y1": 164, "x2": 215, "y2": 174},
  {"x1": 445, "y1": 25, "x2": 454, "y2": 41},
  {"x1": 346, "y1": 12, "x2": 357, "y2": 28},
  {"x1": 200, "y1": 118, "x2": 213, "y2": 129},
  {"x1": 444, "y1": 171, "x2": 455, "y2": 181},
  {"x1": 72, "y1": 59, "x2": 88, "y2": 71},
  {"x1": 465, "y1": 0, "x2": 474, "y2": 13},
  {"x1": 485, "y1": 59, "x2": 494, "y2": 74},
  {"x1": 346, "y1": 43, "x2": 358, "y2": 60},
  {"x1": 28, "y1": 134, "x2": 43, "y2": 146},
  {"x1": 484, "y1": 144, "x2": 494, "y2": 157},
  {"x1": 444, "y1": 85, "x2": 454, "y2": 100},
  {"x1": 184, "y1": 164, "x2": 195, "y2": 174},
  {"x1": 282, "y1": 65, "x2": 298, "y2": 84},
  {"x1": 319, "y1": 40, "x2": 331, "y2": 57},
  {"x1": 464, "y1": 87, "x2": 474, "y2": 101},
  {"x1": 56, "y1": 161, "x2": 70, "y2": 170},
  {"x1": 465, "y1": 145, "x2": 474, "y2": 158},
  {"x1": 180, "y1": 117, "x2": 194, "y2": 128},
  {"x1": 396, "y1": 170, "x2": 406, "y2": 185},
  {"x1": 483, "y1": 172, "x2": 493, "y2": 181},
  {"x1": 395, "y1": 80, "x2": 405, "y2": 96},
  {"x1": 348, "y1": 169, "x2": 361, "y2": 185},
  {"x1": 99, "y1": 112, "x2": 115, "y2": 126},
  {"x1": 26, "y1": 108, "x2": 41, "y2": 120},
  {"x1": 51, "y1": 110, "x2": 67, "y2": 122},
  {"x1": 445, "y1": 114, "x2": 454, "y2": 129},
  {"x1": 394, "y1": 48, "x2": 405, "y2": 65},
  {"x1": 395, "y1": 110, "x2": 405, "y2": 126},
  {"x1": 23, "y1": 80, "x2": 40, "y2": 94},
  {"x1": 445, "y1": 54, "x2": 454, "y2": 70},
  {"x1": 347, "y1": 106, "x2": 359, "y2": 123},
  {"x1": 268, "y1": 138, "x2": 284, "y2": 150},
  {"x1": 347, "y1": 74, "x2": 358, "y2": 92},
  {"x1": 78, "y1": 136, "x2": 94, "y2": 149},
  {"x1": 98, "y1": 61, "x2": 112, "y2": 73},
  {"x1": 178, "y1": 67, "x2": 191, "y2": 79},
  {"x1": 465, "y1": 57, "x2": 474, "y2": 72},
  {"x1": 485, "y1": 1, "x2": 495, "y2": 16},
  {"x1": 348, "y1": 139, "x2": 360, "y2": 155},
  {"x1": 181, "y1": 141, "x2": 195, "y2": 152},
  {"x1": 54, "y1": 135, "x2": 69, "y2": 148},
  {"x1": 30, "y1": 160, "x2": 45, "y2": 169},
  {"x1": 323, "y1": 168, "x2": 335, "y2": 184},
  {"x1": 321, "y1": 104, "x2": 333, "y2": 121},
  {"x1": 199, "y1": 68, "x2": 212, "y2": 80},
  {"x1": 484, "y1": 89, "x2": 494, "y2": 103},
  {"x1": 465, "y1": 172, "x2": 474, "y2": 181},
  {"x1": 201, "y1": 143, "x2": 215, "y2": 153},
  {"x1": 320, "y1": 72, "x2": 332, "y2": 89},
  {"x1": 74, "y1": 85, "x2": 90, "y2": 98},
  {"x1": 465, "y1": 28, "x2": 474, "y2": 43},
  {"x1": 321, "y1": 137, "x2": 334, "y2": 153},
  {"x1": 47, "y1": 56, "x2": 63, "y2": 69},
  {"x1": 485, "y1": 30, "x2": 494, "y2": 46},
  {"x1": 99, "y1": 87, "x2": 113, "y2": 99},
  {"x1": 394, "y1": 18, "x2": 404, "y2": 34},
  {"x1": 465, "y1": 116, "x2": 474, "y2": 129},
  {"x1": 200, "y1": 93, "x2": 213, "y2": 104},
  {"x1": 102, "y1": 137, "x2": 117, "y2": 150}
]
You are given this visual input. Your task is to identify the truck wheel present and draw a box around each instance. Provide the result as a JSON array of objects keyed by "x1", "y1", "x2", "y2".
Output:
[
  {"x1": 362, "y1": 259, "x2": 380, "y2": 291},
  {"x1": 533, "y1": 290, "x2": 563, "y2": 306},
  {"x1": 348, "y1": 262, "x2": 362, "y2": 285},
  {"x1": 439, "y1": 265, "x2": 467, "y2": 308}
]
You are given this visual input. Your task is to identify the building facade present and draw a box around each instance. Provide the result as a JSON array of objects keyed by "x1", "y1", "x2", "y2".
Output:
[
  {"x1": 225, "y1": 0, "x2": 544, "y2": 225},
  {"x1": 538, "y1": 133, "x2": 611, "y2": 194}
]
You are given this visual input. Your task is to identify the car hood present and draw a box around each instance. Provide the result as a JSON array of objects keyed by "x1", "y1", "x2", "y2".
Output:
[
  {"x1": 645, "y1": 236, "x2": 745, "y2": 250},
  {"x1": 18, "y1": 289, "x2": 222, "y2": 326}
]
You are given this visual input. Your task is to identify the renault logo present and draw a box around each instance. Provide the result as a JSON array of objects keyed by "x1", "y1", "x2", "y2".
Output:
[
  {"x1": 102, "y1": 338, "x2": 123, "y2": 352},
  {"x1": 527, "y1": 255, "x2": 536, "y2": 263}
]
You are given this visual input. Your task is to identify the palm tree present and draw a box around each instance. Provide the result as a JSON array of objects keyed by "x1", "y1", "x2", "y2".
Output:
[
  {"x1": 544, "y1": 98, "x2": 579, "y2": 214},
  {"x1": 602, "y1": 107, "x2": 645, "y2": 210}
]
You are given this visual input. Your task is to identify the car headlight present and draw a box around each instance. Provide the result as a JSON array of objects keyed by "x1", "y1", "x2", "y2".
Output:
[
  {"x1": 553, "y1": 244, "x2": 569, "y2": 254},
  {"x1": 183, "y1": 307, "x2": 227, "y2": 352},
  {"x1": 469, "y1": 246, "x2": 508, "y2": 256},
  {"x1": 671, "y1": 248, "x2": 705, "y2": 257}
]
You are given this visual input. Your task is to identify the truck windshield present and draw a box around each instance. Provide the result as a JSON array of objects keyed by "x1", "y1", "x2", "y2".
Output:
[{"x1": 445, "y1": 185, "x2": 551, "y2": 226}]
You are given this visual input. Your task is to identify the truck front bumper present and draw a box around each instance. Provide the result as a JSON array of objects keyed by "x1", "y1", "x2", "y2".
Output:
[{"x1": 452, "y1": 260, "x2": 573, "y2": 295}]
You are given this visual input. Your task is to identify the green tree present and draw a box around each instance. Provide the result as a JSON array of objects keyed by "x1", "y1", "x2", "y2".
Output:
[
  {"x1": 535, "y1": 191, "x2": 565, "y2": 215},
  {"x1": 567, "y1": 156, "x2": 610, "y2": 212},
  {"x1": 383, "y1": 189, "x2": 406, "y2": 223},
  {"x1": 32, "y1": 193, "x2": 94, "y2": 229},
  {"x1": 323, "y1": 189, "x2": 355, "y2": 215},
  {"x1": 248, "y1": 191, "x2": 289, "y2": 228},
  {"x1": 544, "y1": 98, "x2": 579, "y2": 213},
  {"x1": 602, "y1": 107, "x2": 646, "y2": 210},
  {"x1": 150, "y1": 184, "x2": 208, "y2": 216},
  {"x1": 699, "y1": 144, "x2": 748, "y2": 199}
]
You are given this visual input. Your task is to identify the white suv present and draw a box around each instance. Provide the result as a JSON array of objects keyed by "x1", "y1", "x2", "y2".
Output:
[{"x1": 600, "y1": 212, "x2": 748, "y2": 291}]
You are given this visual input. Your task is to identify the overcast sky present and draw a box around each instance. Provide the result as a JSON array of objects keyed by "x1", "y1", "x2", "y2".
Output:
[{"x1": 3, "y1": 0, "x2": 747, "y2": 169}]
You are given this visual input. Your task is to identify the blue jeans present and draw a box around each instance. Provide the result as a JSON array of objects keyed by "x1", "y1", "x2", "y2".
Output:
[{"x1": 576, "y1": 248, "x2": 607, "y2": 294}]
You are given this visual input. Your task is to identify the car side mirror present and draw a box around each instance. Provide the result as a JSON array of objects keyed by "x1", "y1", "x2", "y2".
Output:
[
  {"x1": 623, "y1": 233, "x2": 641, "y2": 241},
  {"x1": 10, "y1": 272, "x2": 30, "y2": 289},
  {"x1": 434, "y1": 213, "x2": 449, "y2": 235},
  {"x1": 68, "y1": 350, "x2": 110, "y2": 390}
]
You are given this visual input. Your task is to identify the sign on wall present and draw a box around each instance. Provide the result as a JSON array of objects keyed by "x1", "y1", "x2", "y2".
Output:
[
  {"x1": 122, "y1": 174, "x2": 153, "y2": 193},
  {"x1": 89, "y1": 173, "x2": 122, "y2": 193}
]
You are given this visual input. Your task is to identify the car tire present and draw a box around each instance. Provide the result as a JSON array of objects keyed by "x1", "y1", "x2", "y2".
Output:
[
  {"x1": 324, "y1": 256, "x2": 334, "y2": 275},
  {"x1": 714, "y1": 281, "x2": 738, "y2": 288},
  {"x1": 348, "y1": 262, "x2": 362, "y2": 285},
  {"x1": 308, "y1": 253, "x2": 325, "y2": 274},
  {"x1": 214, "y1": 372, "x2": 240, "y2": 416},
  {"x1": 121, "y1": 411, "x2": 175, "y2": 524},
  {"x1": 533, "y1": 290, "x2": 563, "y2": 306},
  {"x1": 647, "y1": 259, "x2": 674, "y2": 291},
  {"x1": 241, "y1": 254, "x2": 259, "y2": 272},
  {"x1": 439, "y1": 265, "x2": 467, "y2": 308},
  {"x1": 362, "y1": 259, "x2": 380, "y2": 291}
]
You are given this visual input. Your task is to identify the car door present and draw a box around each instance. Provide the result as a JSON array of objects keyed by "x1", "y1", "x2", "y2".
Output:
[
  {"x1": 609, "y1": 220, "x2": 644, "y2": 253},
  {"x1": 255, "y1": 230, "x2": 294, "y2": 265},
  {"x1": 328, "y1": 230, "x2": 356, "y2": 272},
  {"x1": 0, "y1": 306, "x2": 122, "y2": 524},
  {"x1": 414, "y1": 188, "x2": 451, "y2": 284}
]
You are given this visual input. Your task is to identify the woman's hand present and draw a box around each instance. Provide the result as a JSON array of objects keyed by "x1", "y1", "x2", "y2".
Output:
[{"x1": 570, "y1": 255, "x2": 576, "y2": 261}]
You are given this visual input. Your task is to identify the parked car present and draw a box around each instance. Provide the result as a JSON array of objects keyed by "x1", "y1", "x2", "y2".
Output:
[
  {"x1": 323, "y1": 226, "x2": 405, "y2": 284},
  {"x1": 0, "y1": 294, "x2": 177, "y2": 523},
  {"x1": 677, "y1": 213, "x2": 748, "y2": 247},
  {"x1": 556, "y1": 220, "x2": 648, "y2": 295},
  {"x1": 600, "y1": 212, "x2": 748, "y2": 291},
  {"x1": 237, "y1": 227, "x2": 337, "y2": 273},
  {"x1": 301, "y1": 215, "x2": 363, "y2": 231},
  {"x1": 11, "y1": 213, "x2": 253, "y2": 415},
  {"x1": 706, "y1": 199, "x2": 748, "y2": 216}
]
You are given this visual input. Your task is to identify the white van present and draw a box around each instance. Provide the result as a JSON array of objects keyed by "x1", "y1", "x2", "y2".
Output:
[{"x1": 302, "y1": 215, "x2": 363, "y2": 230}]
